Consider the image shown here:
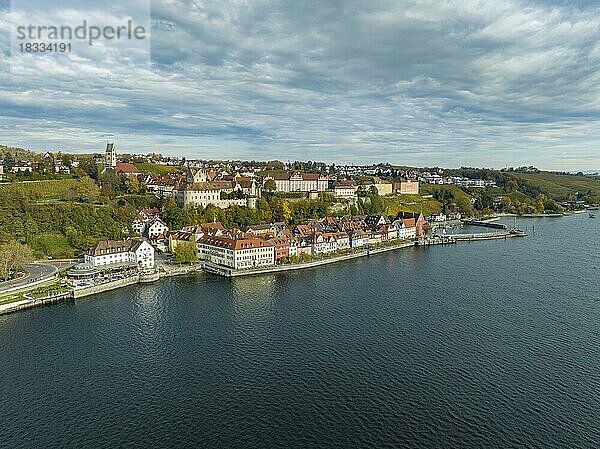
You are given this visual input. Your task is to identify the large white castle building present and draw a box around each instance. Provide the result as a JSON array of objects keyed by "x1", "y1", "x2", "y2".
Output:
[{"x1": 174, "y1": 167, "x2": 259, "y2": 209}]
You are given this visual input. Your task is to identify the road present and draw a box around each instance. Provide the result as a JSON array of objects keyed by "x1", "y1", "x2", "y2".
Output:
[{"x1": 0, "y1": 263, "x2": 59, "y2": 294}]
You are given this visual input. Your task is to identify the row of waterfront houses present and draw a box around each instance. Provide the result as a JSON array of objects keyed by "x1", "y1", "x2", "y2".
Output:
[
  {"x1": 67, "y1": 209, "x2": 426, "y2": 286},
  {"x1": 169, "y1": 212, "x2": 427, "y2": 270}
]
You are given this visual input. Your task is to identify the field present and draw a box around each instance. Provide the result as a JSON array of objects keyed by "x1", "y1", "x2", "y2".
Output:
[
  {"x1": 383, "y1": 194, "x2": 442, "y2": 216},
  {"x1": 0, "y1": 179, "x2": 80, "y2": 200},
  {"x1": 510, "y1": 172, "x2": 600, "y2": 199}
]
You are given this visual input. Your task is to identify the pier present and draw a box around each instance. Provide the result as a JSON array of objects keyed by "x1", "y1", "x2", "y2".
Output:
[
  {"x1": 416, "y1": 236, "x2": 457, "y2": 246},
  {"x1": 451, "y1": 230, "x2": 526, "y2": 241},
  {"x1": 461, "y1": 219, "x2": 507, "y2": 230}
]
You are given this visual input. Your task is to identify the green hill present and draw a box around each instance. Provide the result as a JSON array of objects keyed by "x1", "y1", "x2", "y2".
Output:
[
  {"x1": 0, "y1": 179, "x2": 80, "y2": 200},
  {"x1": 0, "y1": 145, "x2": 35, "y2": 160},
  {"x1": 509, "y1": 172, "x2": 600, "y2": 201}
]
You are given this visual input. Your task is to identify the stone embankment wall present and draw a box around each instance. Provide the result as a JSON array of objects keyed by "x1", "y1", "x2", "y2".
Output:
[{"x1": 204, "y1": 241, "x2": 416, "y2": 278}]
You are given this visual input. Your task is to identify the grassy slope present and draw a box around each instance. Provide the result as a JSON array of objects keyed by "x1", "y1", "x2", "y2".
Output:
[
  {"x1": 420, "y1": 184, "x2": 474, "y2": 202},
  {"x1": 510, "y1": 172, "x2": 600, "y2": 198},
  {"x1": 383, "y1": 194, "x2": 442, "y2": 216},
  {"x1": 0, "y1": 145, "x2": 35, "y2": 160},
  {"x1": 0, "y1": 179, "x2": 79, "y2": 200}
]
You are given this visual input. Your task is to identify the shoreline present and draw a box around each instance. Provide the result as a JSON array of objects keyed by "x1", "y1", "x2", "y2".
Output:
[
  {"x1": 203, "y1": 240, "x2": 417, "y2": 277},
  {"x1": 0, "y1": 228, "x2": 529, "y2": 316}
]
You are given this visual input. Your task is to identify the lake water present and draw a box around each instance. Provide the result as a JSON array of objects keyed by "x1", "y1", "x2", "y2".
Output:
[{"x1": 1, "y1": 214, "x2": 599, "y2": 448}]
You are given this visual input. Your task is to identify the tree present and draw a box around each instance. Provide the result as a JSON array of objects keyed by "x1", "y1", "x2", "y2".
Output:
[
  {"x1": 281, "y1": 200, "x2": 292, "y2": 223},
  {"x1": 173, "y1": 241, "x2": 197, "y2": 263},
  {"x1": 0, "y1": 241, "x2": 34, "y2": 281},
  {"x1": 2, "y1": 153, "x2": 15, "y2": 172},
  {"x1": 127, "y1": 177, "x2": 141, "y2": 195},
  {"x1": 75, "y1": 176, "x2": 101, "y2": 203},
  {"x1": 368, "y1": 193, "x2": 385, "y2": 215},
  {"x1": 507, "y1": 179, "x2": 519, "y2": 192},
  {"x1": 264, "y1": 179, "x2": 276, "y2": 194},
  {"x1": 433, "y1": 189, "x2": 455, "y2": 214},
  {"x1": 162, "y1": 197, "x2": 185, "y2": 229}
]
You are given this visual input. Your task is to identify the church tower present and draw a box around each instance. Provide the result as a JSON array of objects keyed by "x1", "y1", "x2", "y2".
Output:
[{"x1": 105, "y1": 142, "x2": 117, "y2": 168}]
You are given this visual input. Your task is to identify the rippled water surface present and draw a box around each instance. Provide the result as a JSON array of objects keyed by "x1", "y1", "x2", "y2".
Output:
[{"x1": 1, "y1": 214, "x2": 599, "y2": 448}]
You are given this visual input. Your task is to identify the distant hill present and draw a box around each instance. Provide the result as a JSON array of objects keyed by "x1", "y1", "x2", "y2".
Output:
[
  {"x1": 509, "y1": 171, "x2": 600, "y2": 199},
  {"x1": 0, "y1": 145, "x2": 35, "y2": 160}
]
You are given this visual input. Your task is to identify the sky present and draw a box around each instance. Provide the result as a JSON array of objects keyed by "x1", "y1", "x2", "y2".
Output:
[{"x1": 1, "y1": 0, "x2": 599, "y2": 170}]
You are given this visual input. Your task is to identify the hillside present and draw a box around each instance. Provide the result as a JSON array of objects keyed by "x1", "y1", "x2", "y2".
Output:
[
  {"x1": 508, "y1": 172, "x2": 600, "y2": 201},
  {"x1": 0, "y1": 145, "x2": 35, "y2": 161},
  {"x1": 0, "y1": 179, "x2": 80, "y2": 200}
]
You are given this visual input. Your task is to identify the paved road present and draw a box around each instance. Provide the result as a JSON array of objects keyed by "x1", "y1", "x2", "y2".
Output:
[{"x1": 0, "y1": 263, "x2": 59, "y2": 294}]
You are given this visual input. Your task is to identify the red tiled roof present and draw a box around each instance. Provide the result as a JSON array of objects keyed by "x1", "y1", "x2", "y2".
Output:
[
  {"x1": 179, "y1": 181, "x2": 234, "y2": 191},
  {"x1": 198, "y1": 235, "x2": 274, "y2": 250},
  {"x1": 302, "y1": 173, "x2": 320, "y2": 181},
  {"x1": 115, "y1": 162, "x2": 142, "y2": 174},
  {"x1": 269, "y1": 172, "x2": 291, "y2": 180},
  {"x1": 402, "y1": 218, "x2": 417, "y2": 228},
  {"x1": 87, "y1": 239, "x2": 136, "y2": 256}
]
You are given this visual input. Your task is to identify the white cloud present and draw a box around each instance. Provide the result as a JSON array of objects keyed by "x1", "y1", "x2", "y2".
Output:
[{"x1": 0, "y1": 0, "x2": 599, "y2": 170}]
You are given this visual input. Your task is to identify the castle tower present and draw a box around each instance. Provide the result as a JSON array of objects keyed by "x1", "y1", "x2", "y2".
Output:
[{"x1": 105, "y1": 142, "x2": 117, "y2": 168}]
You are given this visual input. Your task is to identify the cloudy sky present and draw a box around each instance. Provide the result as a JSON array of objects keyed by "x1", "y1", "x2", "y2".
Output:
[{"x1": 1, "y1": 0, "x2": 599, "y2": 169}]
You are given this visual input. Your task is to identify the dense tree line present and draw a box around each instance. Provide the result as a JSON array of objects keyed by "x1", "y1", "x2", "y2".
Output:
[
  {"x1": 160, "y1": 194, "x2": 333, "y2": 230},
  {"x1": 0, "y1": 186, "x2": 143, "y2": 258}
]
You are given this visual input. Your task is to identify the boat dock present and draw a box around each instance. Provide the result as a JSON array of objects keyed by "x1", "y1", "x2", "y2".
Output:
[
  {"x1": 416, "y1": 236, "x2": 457, "y2": 246},
  {"x1": 461, "y1": 219, "x2": 507, "y2": 230},
  {"x1": 451, "y1": 230, "x2": 526, "y2": 241}
]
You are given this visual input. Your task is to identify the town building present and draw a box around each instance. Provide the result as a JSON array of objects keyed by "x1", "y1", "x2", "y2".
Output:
[
  {"x1": 246, "y1": 222, "x2": 286, "y2": 237},
  {"x1": 311, "y1": 232, "x2": 350, "y2": 255},
  {"x1": 131, "y1": 208, "x2": 161, "y2": 235},
  {"x1": 266, "y1": 172, "x2": 329, "y2": 193},
  {"x1": 145, "y1": 174, "x2": 183, "y2": 197},
  {"x1": 84, "y1": 239, "x2": 155, "y2": 269},
  {"x1": 115, "y1": 162, "x2": 143, "y2": 176},
  {"x1": 168, "y1": 230, "x2": 196, "y2": 253},
  {"x1": 175, "y1": 167, "x2": 257, "y2": 209},
  {"x1": 197, "y1": 235, "x2": 275, "y2": 269},
  {"x1": 348, "y1": 229, "x2": 370, "y2": 248},
  {"x1": 267, "y1": 237, "x2": 298, "y2": 262},
  {"x1": 393, "y1": 178, "x2": 420, "y2": 195},
  {"x1": 367, "y1": 178, "x2": 393, "y2": 195},
  {"x1": 394, "y1": 219, "x2": 417, "y2": 240},
  {"x1": 333, "y1": 181, "x2": 357, "y2": 198},
  {"x1": 391, "y1": 212, "x2": 427, "y2": 238},
  {"x1": 146, "y1": 217, "x2": 169, "y2": 240}
]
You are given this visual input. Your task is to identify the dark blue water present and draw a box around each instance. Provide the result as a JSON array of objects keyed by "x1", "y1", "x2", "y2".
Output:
[{"x1": 1, "y1": 214, "x2": 599, "y2": 448}]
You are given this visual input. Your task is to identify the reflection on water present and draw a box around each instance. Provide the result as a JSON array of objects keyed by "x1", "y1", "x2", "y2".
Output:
[
  {"x1": 230, "y1": 274, "x2": 278, "y2": 323},
  {"x1": 0, "y1": 214, "x2": 598, "y2": 449}
]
